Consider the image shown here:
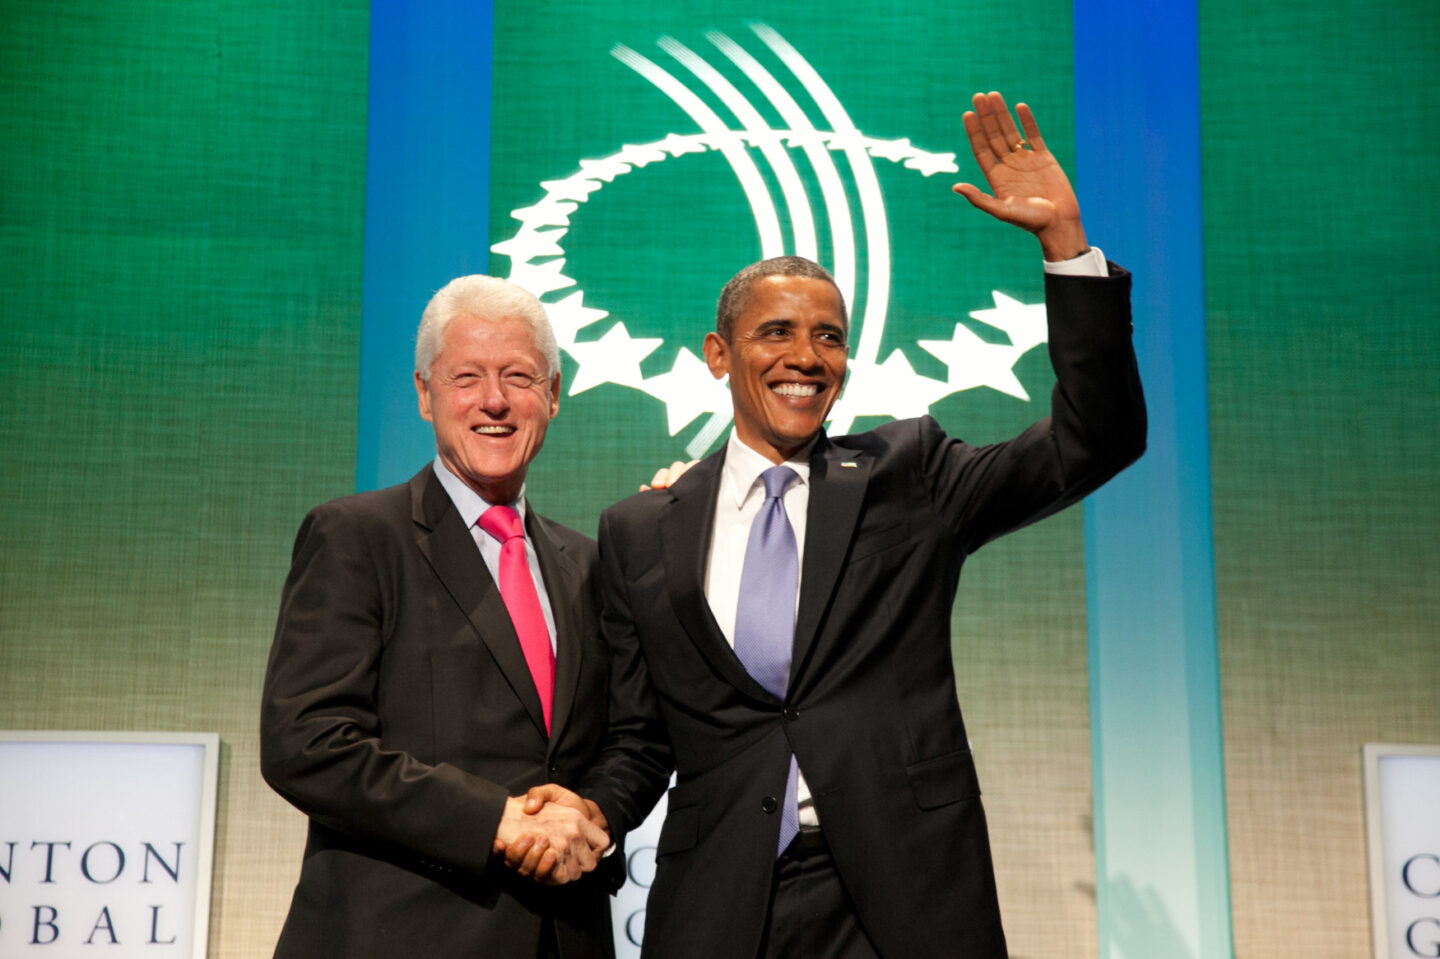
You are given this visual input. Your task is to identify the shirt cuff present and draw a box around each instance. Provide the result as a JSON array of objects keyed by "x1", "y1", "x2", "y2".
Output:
[{"x1": 1043, "y1": 245, "x2": 1107, "y2": 277}]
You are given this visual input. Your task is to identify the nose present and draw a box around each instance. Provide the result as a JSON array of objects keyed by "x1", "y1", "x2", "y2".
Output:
[
  {"x1": 478, "y1": 375, "x2": 509, "y2": 415},
  {"x1": 784, "y1": 336, "x2": 822, "y2": 371}
]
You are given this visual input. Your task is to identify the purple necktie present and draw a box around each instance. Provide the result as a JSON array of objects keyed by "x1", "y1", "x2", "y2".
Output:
[{"x1": 733, "y1": 465, "x2": 800, "y2": 856}]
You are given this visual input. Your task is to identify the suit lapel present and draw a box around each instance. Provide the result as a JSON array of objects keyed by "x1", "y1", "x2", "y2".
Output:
[
  {"x1": 410, "y1": 469, "x2": 549, "y2": 739},
  {"x1": 660, "y1": 452, "x2": 776, "y2": 703},
  {"x1": 791, "y1": 436, "x2": 870, "y2": 685},
  {"x1": 528, "y1": 511, "x2": 580, "y2": 749}
]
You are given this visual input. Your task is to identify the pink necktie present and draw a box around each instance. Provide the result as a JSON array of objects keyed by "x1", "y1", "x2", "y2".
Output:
[{"x1": 477, "y1": 505, "x2": 555, "y2": 734}]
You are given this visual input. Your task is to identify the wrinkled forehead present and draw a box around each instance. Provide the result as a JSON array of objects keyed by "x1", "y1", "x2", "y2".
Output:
[{"x1": 441, "y1": 314, "x2": 546, "y2": 360}]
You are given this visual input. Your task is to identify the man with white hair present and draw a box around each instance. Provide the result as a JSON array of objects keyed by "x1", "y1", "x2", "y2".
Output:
[{"x1": 261, "y1": 275, "x2": 617, "y2": 958}]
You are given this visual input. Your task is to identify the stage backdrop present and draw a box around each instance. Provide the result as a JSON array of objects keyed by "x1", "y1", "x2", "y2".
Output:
[
  {"x1": 1201, "y1": 2, "x2": 1440, "y2": 953},
  {"x1": 0, "y1": 0, "x2": 369, "y2": 951},
  {"x1": 1, "y1": 1, "x2": 1436, "y2": 957}
]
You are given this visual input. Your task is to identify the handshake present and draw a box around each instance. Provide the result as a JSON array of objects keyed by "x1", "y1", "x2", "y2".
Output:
[{"x1": 491, "y1": 783, "x2": 610, "y2": 886}]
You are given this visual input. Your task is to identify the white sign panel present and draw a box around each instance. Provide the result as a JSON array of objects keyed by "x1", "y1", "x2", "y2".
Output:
[
  {"x1": 0, "y1": 732, "x2": 219, "y2": 957},
  {"x1": 1365, "y1": 744, "x2": 1440, "y2": 959}
]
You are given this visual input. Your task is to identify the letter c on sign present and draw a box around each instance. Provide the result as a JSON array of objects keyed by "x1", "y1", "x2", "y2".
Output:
[
  {"x1": 626, "y1": 845, "x2": 656, "y2": 888},
  {"x1": 1405, "y1": 854, "x2": 1440, "y2": 898},
  {"x1": 625, "y1": 909, "x2": 646, "y2": 947}
]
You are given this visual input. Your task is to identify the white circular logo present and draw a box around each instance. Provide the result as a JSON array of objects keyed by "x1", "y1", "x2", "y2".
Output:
[{"x1": 494, "y1": 24, "x2": 1047, "y2": 457}]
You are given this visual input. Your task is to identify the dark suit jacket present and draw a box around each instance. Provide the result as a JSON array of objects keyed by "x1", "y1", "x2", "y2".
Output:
[
  {"x1": 261, "y1": 466, "x2": 618, "y2": 959},
  {"x1": 584, "y1": 268, "x2": 1146, "y2": 959}
]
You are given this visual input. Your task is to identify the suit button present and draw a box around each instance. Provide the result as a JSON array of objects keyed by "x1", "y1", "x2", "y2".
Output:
[
  {"x1": 783, "y1": 707, "x2": 799, "y2": 722},
  {"x1": 761, "y1": 796, "x2": 778, "y2": 814},
  {"x1": 547, "y1": 763, "x2": 557, "y2": 774}
]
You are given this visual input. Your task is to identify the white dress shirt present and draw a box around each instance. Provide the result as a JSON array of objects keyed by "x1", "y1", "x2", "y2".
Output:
[{"x1": 1044, "y1": 245, "x2": 1107, "y2": 276}]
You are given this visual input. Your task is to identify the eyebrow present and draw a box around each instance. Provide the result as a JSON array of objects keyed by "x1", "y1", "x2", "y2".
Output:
[{"x1": 754, "y1": 317, "x2": 845, "y2": 330}]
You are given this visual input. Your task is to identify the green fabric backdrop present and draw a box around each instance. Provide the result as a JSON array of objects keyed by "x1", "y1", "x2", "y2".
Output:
[
  {"x1": 0, "y1": 1, "x2": 368, "y2": 949},
  {"x1": 1202, "y1": 1, "x2": 1440, "y2": 953}
]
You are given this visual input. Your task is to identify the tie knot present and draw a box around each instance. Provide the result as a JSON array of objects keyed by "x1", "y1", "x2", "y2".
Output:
[
  {"x1": 761, "y1": 465, "x2": 798, "y2": 501},
  {"x1": 477, "y1": 504, "x2": 524, "y2": 543}
]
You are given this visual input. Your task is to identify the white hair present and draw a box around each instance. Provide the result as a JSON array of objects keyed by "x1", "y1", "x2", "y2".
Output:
[{"x1": 414, "y1": 275, "x2": 559, "y2": 381}]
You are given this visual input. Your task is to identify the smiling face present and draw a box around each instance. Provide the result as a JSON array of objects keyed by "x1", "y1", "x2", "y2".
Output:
[
  {"x1": 415, "y1": 313, "x2": 560, "y2": 503},
  {"x1": 703, "y1": 274, "x2": 848, "y2": 464}
]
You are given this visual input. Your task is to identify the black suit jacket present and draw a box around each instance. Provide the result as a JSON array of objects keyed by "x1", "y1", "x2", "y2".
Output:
[
  {"x1": 261, "y1": 466, "x2": 618, "y2": 959},
  {"x1": 584, "y1": 268, "x2": 1146, "y2": 959}
]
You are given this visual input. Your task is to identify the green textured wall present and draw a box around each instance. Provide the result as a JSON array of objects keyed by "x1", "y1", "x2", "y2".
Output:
[
  {"x1": 1202, "y1": 1, "x2": 1440, "y2": 954},
  {"x1": 0, "y1": 1, "x2": 369, "y2": 951}
]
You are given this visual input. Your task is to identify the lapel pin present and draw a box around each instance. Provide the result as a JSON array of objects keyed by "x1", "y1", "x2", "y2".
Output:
[{"x1": 840, "y1": 461, "x2": 857, "y2": 468}]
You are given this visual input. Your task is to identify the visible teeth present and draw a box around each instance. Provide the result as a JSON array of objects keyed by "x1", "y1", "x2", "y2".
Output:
[
  {"x1": 772, "y1": 383, "x2": 818, "y2": 397},
  {"x1": 472, "y1": 425, "x2": 512, "y2": 435}
]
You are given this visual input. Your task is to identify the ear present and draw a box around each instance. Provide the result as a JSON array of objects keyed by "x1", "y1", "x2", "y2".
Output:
[
  {"x1": 547, "y1": 371, "x2": 562, "y2": 418},
  {"x1": 414, "y1": 371, "x2": 434, "y2": 423},
  {"x1": 702, "y1": 331, "x2": 730, "y2": 380}
]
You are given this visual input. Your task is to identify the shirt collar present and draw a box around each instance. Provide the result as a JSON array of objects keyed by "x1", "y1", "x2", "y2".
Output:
[
  {"x1": 721, "y1": 430, "x2": 813, "y2": 510},
  {"x1": 430, "y1": 457, "x2": 528, "y2": 530}
]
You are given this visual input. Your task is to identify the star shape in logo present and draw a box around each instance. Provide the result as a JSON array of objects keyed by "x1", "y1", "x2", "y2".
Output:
[
  {"x1": 564, "y1": 322, "x2": 664, "y2": 396},
  {"x1": 967, "y1": 291, "x2": 1047, "y2": 355},
  {"x1": 916, "y1": 291, "x2": 1047, "y2": 401},
  {"x1": 827, "y1": 348, "x2": 951, "y2": 434},
  {"x1": 637, "y1": 347, "x2": 731, "y2": 435}
]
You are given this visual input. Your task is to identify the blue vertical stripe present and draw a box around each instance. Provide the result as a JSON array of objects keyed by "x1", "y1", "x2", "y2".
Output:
[
  {"x1": 358, "y1": 0, "x2": 494, "y2": 492},
  {"x1": 1074, "y1": 2, "x2": 1234, "y2": 957}
]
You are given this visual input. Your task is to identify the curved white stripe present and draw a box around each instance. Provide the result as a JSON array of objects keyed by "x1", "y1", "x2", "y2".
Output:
[
  {"x1": 685, "y1": 411, "x2": 730, "y2": 460},
  {"x1": 752, "y1": 24, "x2": 890, "y2": 366},
  {"x1": 658, "y1": 37, "x2": 817, "y2": 261},
  {"x1": 707, "y1": 30, "x2": 856, "y2": 314},
  {"x1": 612, "y1": 45, "x2": 783, "y2": 258}
]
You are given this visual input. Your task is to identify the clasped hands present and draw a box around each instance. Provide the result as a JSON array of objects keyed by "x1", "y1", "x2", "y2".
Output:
[{"x1": 491, "y1": 783, "x2": 609, "y2": 885}]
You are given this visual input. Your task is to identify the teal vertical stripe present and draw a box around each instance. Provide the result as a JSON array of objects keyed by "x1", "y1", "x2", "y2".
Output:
[
  {"x1": 1074, "y1": 3, "x2": 1234, "y2": 958},
  {"x1": 358, "y1": 0, "x2": 494, "y2": 492}
]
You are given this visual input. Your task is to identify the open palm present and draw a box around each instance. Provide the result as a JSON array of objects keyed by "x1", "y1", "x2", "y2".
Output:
[{"x1": 953, "y1": 91, "x2": 1086, "y2": 259}]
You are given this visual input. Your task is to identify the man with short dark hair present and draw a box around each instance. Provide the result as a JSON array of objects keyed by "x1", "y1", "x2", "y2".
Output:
[
  {"x1": 574, "y1": 92, "x2": 1147, "y2": 958},
  {"x1": 261, "y1": 275, "x2": 617, "y2": 959}
]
